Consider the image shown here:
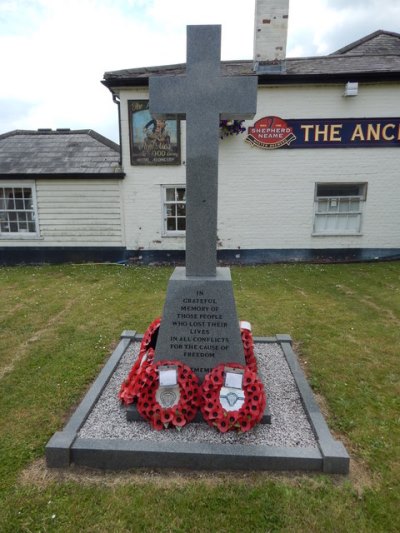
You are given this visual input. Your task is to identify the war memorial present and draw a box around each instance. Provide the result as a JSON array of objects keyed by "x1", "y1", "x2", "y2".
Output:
[{"x1": 46, "y1": 25, "x2": 349, "y2": 474}]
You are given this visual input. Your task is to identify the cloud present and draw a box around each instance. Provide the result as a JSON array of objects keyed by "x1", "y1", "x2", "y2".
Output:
[
  {"x1": 0, "y1": 0, "x2": 398, "y2": 142},
  {"x1": 0, "y1": 99, "x2": 37, "y2": 127},
  {"x1": 147, "y1": 0, "x2": 254, "y2": 59},
  {"x1": 0, "y1": 0, "x2": 256, "y2": 141},
  {"x1": 287, "y1": 0, "x2": 347, "y2": 56},
  {"x1": 0, "y1": 0, "x2": 44, "y2": 36},
  {"x1": 287, "y1": 0, "x2": 400, "y2": 56},
  {"x1": 0, "y1": 0, "x2": 152, "y2": 140},
  {"x1": 322, "y1": 0, "x2": 400, "y2": 54}
]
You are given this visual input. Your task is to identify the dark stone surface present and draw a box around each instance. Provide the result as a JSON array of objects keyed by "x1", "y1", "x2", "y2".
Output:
[
  {"x1": 154, "y1": 267, "x2": 245, "y2": 380},
  {"x1": 126, "y1": 401, "x2": 272, "y2": 424},
  {"x1": 149, "y1": 25, "x2": 257, "y2": 277},
  {"x1": 321, "y1": 439, "x2": 351, "y2": 474},
  {"x1": 45, "y1": 431, "x2": 75, "y2": 468},
  {"x1": 71, "y1": 438, "x2": 322, "y2": 472}
]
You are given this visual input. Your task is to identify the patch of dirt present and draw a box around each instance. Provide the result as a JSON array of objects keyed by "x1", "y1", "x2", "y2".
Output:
[
  {"x1": 108, "y1": 340, "x2": 119, "y2": 353},
  {"x1": 309, "y1": 392, "x2": 377, "y2": 493},
  {"x1": 313, "y1": 392, "x2": 331, "y2": 420},
  {"x1": 335, "y1": 284, "x2": 355, "y2": 297},
  {"x1": 0, "y1": 299, "x2": 75, "y2": 381},
  {"x1": 360, "y1": 296, "x2": 400, "y2": 326},
  {"x1": 335, "y1": 284, "x2": 400, "y2": 326},
  {"x1": 19, "y1": 454, "x2": 376, "y2": 493},
  {"x1": 3, "y1": 301, "x2": 24, "y2": 318},
  {"x1": 18, "y1": 458, "x2": 327, "y2": 489},
  {"x1": 348, "y1": 456, "x2": 379, "y2": 497}
]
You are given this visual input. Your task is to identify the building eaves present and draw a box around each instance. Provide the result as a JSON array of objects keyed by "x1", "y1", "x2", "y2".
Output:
[
  {"x1": 103, "y1": 55, "x2": 400, "y2": 88},
  {"x1": 103, "y1": 29, "x2": 400, "y2": 89},
  {"x1": 0, "y1": 173, "x2": 125, "y2": 179},
  {"x1": 102, "y1": 61, "x2": 256, "y2": 87}
]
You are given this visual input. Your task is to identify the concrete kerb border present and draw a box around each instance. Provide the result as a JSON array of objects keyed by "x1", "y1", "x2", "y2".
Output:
[{"x1": 45, "y1": 331, "x2": 349, "y2": 474}]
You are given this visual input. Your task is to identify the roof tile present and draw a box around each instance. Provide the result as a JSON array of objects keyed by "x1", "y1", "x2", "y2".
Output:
[
  {"x1": 103, "y1": 30, "x2": 400, "y2": 84},
  {"x1": 0, "y1": 130, "x2": 123, "y2": 177}
]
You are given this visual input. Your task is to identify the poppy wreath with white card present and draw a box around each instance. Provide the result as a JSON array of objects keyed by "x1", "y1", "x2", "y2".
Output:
[
  {"x1": 200, "y1": 363, "x2": 266, "y2": 433},
  {"x1": 120, "y1": 317, "x2": 256, "y2": 405},
  {"x1": 135, "y1": 360, "x2": 201, "y2": 430}
]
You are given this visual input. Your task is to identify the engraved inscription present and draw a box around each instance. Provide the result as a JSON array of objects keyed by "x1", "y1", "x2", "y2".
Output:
[{"x1": 168, "y1": 290, "x2": 231, "y2": 359}]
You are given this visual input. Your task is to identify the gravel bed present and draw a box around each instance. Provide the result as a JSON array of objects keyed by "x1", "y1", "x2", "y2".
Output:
[{"x1": 79, "y1": 341, "x2": 317, "y2": 449}]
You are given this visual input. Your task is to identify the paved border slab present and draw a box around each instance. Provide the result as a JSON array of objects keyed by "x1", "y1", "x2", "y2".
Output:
[{"x1": 45, "y1": 331, "x2": 349, "y2": 474}]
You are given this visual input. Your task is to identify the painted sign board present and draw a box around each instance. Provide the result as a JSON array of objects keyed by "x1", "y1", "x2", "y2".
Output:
[
  {"x1": 128, "y1": 100, "x2": 181, "y2": 165},
  {"x1": 246, "y1": 116, "x2": 400, "y2": 149}
]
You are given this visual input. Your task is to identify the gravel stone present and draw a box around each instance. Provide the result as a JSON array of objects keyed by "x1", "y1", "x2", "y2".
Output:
[{"x1": 79, "y1": 342, "x2": 317, "y2": 449}]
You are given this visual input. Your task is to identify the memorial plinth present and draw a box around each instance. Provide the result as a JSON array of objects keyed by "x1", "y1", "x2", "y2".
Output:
[{"x1": 154, "y1": 267, "x2": 245, "y2": 380}]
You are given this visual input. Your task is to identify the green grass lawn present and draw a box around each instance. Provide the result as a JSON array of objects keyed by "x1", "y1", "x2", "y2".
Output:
[{"x1": 0, "y1": 262, "x2": 399, "y2": 532}]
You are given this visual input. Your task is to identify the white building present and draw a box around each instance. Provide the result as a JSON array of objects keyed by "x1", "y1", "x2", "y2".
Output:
[
  {"x1": 101, "y1": 25, "x2": 400, "y2": 264},
  {"x1": 1, "y1": 1, "x2": 399, "y2": 265},
  {"x1": 0, "y1": 129, "x2": 125, "y2": 263}
]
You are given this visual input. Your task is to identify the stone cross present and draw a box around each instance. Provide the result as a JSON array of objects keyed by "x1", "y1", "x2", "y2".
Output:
[{"x1": 150, "y1": 25, "x2": 257, "y2": 277}]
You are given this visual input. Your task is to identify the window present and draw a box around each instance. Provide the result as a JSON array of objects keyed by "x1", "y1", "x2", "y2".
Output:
[
  {"x1": 163, "y1": 186, "x2": 186, "y2": 235},
  {"x1": 0, "y1": 185, "x2": 38, "y2": 237},
  {"x1": 313, "y1": 183, "x2": 367, "y2": 235}
]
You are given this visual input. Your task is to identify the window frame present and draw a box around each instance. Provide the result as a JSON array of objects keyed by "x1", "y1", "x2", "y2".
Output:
[
  {"x1": 0, "y1": 181, "x2": 40, "y2": 239},
  {"x1": 161, "y1": 185, "x2": 186, "y2": 237},
  {"x1": 312, "y1": 182, "x2": 367, "y2": 236}
]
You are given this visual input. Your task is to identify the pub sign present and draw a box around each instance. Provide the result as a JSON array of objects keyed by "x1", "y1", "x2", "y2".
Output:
[
  {"x1": 246, "y1": 116, "x2": 400, "y2": 149},
  {"x1": 128, "y1": 100, "x2": 181, "y2": 165}
]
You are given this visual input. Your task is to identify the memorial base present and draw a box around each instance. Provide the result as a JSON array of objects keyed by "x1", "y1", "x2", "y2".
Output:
[{"x1": 45, "y1": 331, "x2": 350, "y2": 474}]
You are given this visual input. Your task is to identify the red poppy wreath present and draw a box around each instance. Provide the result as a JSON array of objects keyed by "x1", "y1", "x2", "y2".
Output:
[
  {"x1": 120, "y1": 317, "x2": 257, "y2": 405},
  {"x1": 201, "y1": 363, "x2": 266, "y2": 433},
  {"x1": 119, "y1": 317, "x2": 160, "y2": 405},
  {"x1": 135, "y1": 360, "x2": 201, "y2": 430},
  {"x1": 119, "y1": 318, "x2": 264, "y2": 433}
]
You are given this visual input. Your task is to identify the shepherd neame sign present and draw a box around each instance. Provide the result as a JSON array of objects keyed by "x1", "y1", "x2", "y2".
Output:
[{"x1": 245, "y1": 116, "x2": 400, "y2": 149}]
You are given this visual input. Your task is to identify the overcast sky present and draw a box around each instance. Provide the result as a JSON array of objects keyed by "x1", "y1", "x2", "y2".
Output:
[{"x1": 1, "y1": 0, "x2": 399, "y2": 142}]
